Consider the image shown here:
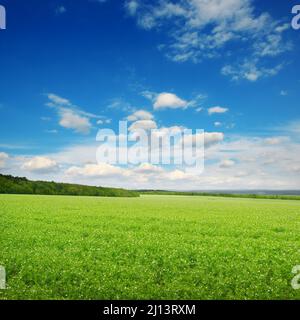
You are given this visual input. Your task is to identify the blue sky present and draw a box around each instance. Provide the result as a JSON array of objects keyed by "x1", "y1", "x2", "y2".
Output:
[{"x1": 0, "y1": 0, "x2": 300, "y2": 190}]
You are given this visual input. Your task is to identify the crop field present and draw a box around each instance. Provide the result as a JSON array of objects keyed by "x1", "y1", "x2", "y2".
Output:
[{"x1": 0, "y1": 194, "x2": 300, "y2": 300}]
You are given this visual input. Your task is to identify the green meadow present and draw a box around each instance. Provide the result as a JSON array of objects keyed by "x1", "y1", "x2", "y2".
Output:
[{"x1": 0, "y1": 194, "x2": 300, "y2": 300}]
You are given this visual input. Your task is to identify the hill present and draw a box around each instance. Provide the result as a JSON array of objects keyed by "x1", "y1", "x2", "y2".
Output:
[{"x1": 0, "y1": 174, "x2": 139, "y2": 198}]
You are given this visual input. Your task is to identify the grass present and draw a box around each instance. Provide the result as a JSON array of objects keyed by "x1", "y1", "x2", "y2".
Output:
[{"x1": 0, "y1": 194, "x2": 300, "y2": 300}]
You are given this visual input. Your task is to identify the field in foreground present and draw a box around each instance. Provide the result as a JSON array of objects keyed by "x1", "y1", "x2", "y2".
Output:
[{"x1": 0, "y1": 194, "x2": 300, "y2": 300}]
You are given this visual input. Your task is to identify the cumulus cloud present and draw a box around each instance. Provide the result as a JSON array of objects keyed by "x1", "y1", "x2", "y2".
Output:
[
  {"x1": 3, "y1": 129, "x2": 300, "y2": 190},
  {"x1": 165, "y1": 169, "x2": 192, "y2": 181},
  {"x1": 134, "y1": 163, "x2": 163, "y2": 174},
  {"x1": 22, "y1": 157, "x2": 59, "y2": 174},
  {"x1": 181, "y1": 132, "x2": 224, "y2": 148},
  {"x1": 58, "y1": 108, "x2": 91, "y2": 134},
  {"x1": 204, "y1": 132, "x2": 224, "y2": 147},
  {"x1": 154, "y1": 92, "x2": 188, "y2": 110},
  {"x1": 142, "y1": 91, "x2": 205, "y2": 110},
  {"x1": 129, "y1": 119, "x2": 157, "y2": 131},
  {"x1": 126, "y1": 109, "x2": 154, "y2": 121},
  {"x1": 208, "y1": 106, "x2": 229, "y2": 115}
]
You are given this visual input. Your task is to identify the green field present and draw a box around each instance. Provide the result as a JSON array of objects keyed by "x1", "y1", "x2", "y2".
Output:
[{"x1": 1, "y1": 194, "x2": 300, "y2": 300}]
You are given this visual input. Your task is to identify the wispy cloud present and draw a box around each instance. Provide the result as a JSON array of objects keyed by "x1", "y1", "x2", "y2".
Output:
[
  {"x1": 221, "y1": 59, "x2": 284, "y2": 82},
  {"x1": 125, "y1": 0, "x2": 140, "y2": 16},
  {"x1": 280, "y1": 90, "x2": 288, "y2": 96},
  {"x1": 45, "y1": 93, "x2": 106, "y2": 134},
  {"x1": 55, "y1": 6, "x2": 66, "y2": 15},
  {"x1": 276, "y1": 120, "x2": 300, "y2": 134},
  {"x1": 126, "y1": 0, "x2": 291, "y2": 81}
]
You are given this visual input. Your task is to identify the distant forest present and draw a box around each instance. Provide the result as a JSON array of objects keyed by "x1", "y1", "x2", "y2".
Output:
[
  {"x1": 1, "y1": 174, "x2": 299, "y2": 200},
  {"x1": 0, "y1": 174, "x2": 139, "y2": 197},
  {"x1": 139, "y1": 190, "x2": 300, "y2": 201}
]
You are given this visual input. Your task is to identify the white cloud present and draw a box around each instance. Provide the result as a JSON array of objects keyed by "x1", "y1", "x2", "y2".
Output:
[
  {"x1": 219, "y1": 159, "x2": 235, "y2": 168},
  {"x1": 253, "y1": 34, "x2": 292, "y2": 57},
  {"x1": 45, "y1": 93, "x2": 107, "y2": 134},
  {"x1": 276, "y1": 120, "x2": 300, "y2": 134},
  {"x1": 181, "y1": 132, "x2": 224, "y2": 148},
  {"x1": 141, "y1": 90, "x2": 156, "y2": 100},
  {"x1": 275, "y1": 23, "x2": 290, "y2": 33},
  {"x1": 125, "y1": 0, "x2": 139, "y2": 16},
  {"x1": 47, "y1": 93, "x2": 70, "y2": 106},
  {"x1": 264, "y1": 137, "x2": 289, "y2": 146},
  {"x1": 127, "y1": 0, "x2": 290, "y2": 81},
  {"x1": 3, "y1": 127, "x2": 300, "y2": 190},
  {"x1": 153, "y1": 125, "x2": 184, "y2": 135},
  {"x1": 165, "y1": 169, "x2": 192, "y2": 181},
  {"x1": 134, "y1": 163, "x2": 163, "y2": 174},
  {"x1": 214, "y1": 122, "x2": 222, "y2": 127},
  {"x1": 204, "y1": 132, "x2": 224, "y2": 147},
  {"x1": 154, "y1": 92, "x2": 188, "y2": 110},
  {"x1": 129, "y1": 119, "x2": 157, "y2": 131},
  {"x1": 58, "y1": 108, "x2": 92, "y2": 134},
  {"x1": 221, "y1": 59, "x2": 284, "y2": 82},
  {"x1": 208, "y1": 106, "x2": 229, "y2": 115},
  {"x1": 143, "y1": 91, "x2": 205, "y2": 110},
  {"x1": 0, "y1": 152, "x2": 9, "y2": 168},
  {"x1": 195, "y1": 107, "x2": 204, "y2": 113},
  {"x1": 127, "y1": 109, "x2": 154, "y2": 121},
  {"x1": 22, "y1": 157, "x2": 58, "y2": 174},
  {"x1": 66, "y1": 163, "x2": 129, "y2": 178},
  {"x1": 97, "y1": 118, "x2": 111, "y2": 125}
]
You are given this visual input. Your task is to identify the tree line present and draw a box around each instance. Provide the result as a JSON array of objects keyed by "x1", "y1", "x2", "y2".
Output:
[
  {"x1": 139, "y1": 190, "x2": 300, "y2": 201},
  {"x1": 0, "y1": 174, "x2": 139, "y2": 197}
]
